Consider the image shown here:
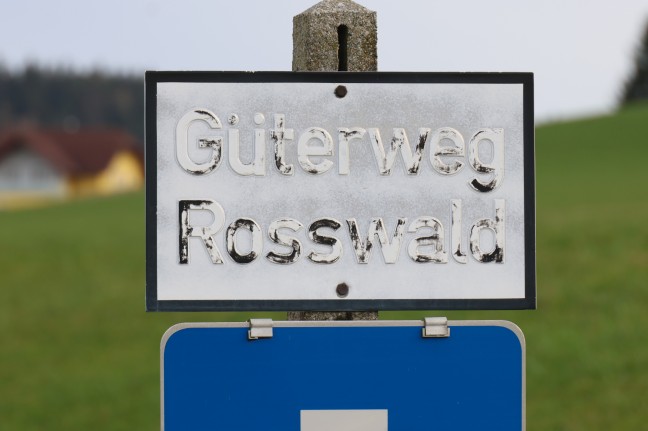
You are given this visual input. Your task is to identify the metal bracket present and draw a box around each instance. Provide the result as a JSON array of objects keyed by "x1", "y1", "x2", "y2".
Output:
[
  {"x1": 248, "y1": 319, "x2": 274, "y2": 340},
  {"x1": 422, "y1": 317, "x2": 450, "y2": 338}
]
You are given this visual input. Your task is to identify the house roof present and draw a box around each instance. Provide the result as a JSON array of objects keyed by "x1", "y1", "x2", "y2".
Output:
[{"x1": 0, "y1": 128, "x2": 143, "y2": 176}]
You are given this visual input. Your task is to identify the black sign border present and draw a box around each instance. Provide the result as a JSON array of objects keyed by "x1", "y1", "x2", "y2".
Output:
[{"x1": 146, "y1": 71, "x2": 535, "y2": 312}]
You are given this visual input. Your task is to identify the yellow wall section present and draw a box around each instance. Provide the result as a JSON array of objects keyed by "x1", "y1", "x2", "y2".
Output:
[{"x1": 68, "y1": 151, "x2": 143, "y2": 197}]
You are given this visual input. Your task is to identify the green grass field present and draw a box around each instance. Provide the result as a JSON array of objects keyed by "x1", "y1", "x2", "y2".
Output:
[{"x1": 1, "y1": 104, "x2": 647, "y2": 430}]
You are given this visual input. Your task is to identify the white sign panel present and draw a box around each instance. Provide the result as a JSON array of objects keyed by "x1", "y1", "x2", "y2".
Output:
[
  {"x1": 301, "y1": 410, "x2": 388, "y2": 431},
  {"x1": 146, "y1": 72, "x2": 535, "y2": 311}
]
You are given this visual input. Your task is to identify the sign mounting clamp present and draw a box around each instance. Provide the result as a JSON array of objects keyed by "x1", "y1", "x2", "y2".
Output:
[
  {"x1": 422, "y1": 317, "x2": 450, "y2": 338},
  {"x1": 248, "y1": 319, "x2": 274, "y2": 340}
]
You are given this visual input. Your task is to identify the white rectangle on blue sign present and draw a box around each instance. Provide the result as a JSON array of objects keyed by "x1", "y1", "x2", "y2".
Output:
[
  {"x1": 301, "y1": 410, "x2": 387, "y2": 431},
  {"x1": 161, "y1": 320, "x2": 525, "y2": 431}
]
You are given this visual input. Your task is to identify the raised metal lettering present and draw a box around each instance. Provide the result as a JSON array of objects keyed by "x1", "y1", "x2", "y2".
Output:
[
  {"x1": 468, "y1": 128, "x2": 504, "y2": 192},
  {"x1": 228, "y1": 128, "x2": 266, "y2": 176},
  {"x1": 307, "y1": 218, "x2": 342, "y2": 264},
  {"x1": 298, "y1": 127, "x2": 334, "y2": 174},
  {"x1": 266, "y1": 218, "x2": 303, "y2": 264},
  {"x1": 347, "y1": 218, "x2": 407, "y2": 264},
  {"x1": 367, "y1": 128, "x2": 429, "y2": 175},
  {"x1": 270, "y1": 114, "x2": 295, "y2": 175},
  {"x1": 431, "y1": 127, "x2": 465, "y2": 175},
  {"x1": 451, "y1": 199, "x2": 468, "y2": 264},
  {"x1": 407, "y1": 217, "x2": 447, "y2": 263},
  {"x1": 469, "y1": 199, "x2": 505, "y2": 263},
  {"x1": 175, "y1": 109, "x2": 223, "y2": 175},
  {"x1": 337, "y1": 128, "x2": 366, "y2": 175},
  {"x1": 178, "y1": 199, "x2": 225, "y2": 264},
  {"x1": 226, "y1": 218, "x2": 263, "y2": 263}
]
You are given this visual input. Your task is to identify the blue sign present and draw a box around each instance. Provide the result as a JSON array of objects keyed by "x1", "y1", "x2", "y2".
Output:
[{"x1": 161, "y1": 321, "x2": 525, "y2": 431}]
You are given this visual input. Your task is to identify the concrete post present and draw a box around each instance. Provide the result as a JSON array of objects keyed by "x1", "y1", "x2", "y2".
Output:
[
  {"x1": 293, "y1": 0, "x2": 377, "y2": 72},
  {"x1": 288, "y1": 0, "x2": 378, "y2": 321}
]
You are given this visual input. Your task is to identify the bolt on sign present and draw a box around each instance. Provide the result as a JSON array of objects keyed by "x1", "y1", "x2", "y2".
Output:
[{"x1": 146, "y1": 72, "x2": 535, "y2": 311}]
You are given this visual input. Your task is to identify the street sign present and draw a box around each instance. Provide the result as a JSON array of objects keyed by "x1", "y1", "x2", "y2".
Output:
[
  {"x1": 161, "y1": 320, "x2": 525, "y2": 430},
  {"x1": 146, "y1": 72, "x2": 535, "y2": 311}
]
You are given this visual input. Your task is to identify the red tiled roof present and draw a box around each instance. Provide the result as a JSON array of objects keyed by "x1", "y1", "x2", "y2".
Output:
[{"x1": 0, "y1": 128, "x2": 143, "y2": 176}]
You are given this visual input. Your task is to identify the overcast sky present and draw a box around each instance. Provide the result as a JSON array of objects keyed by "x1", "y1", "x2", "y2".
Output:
[{"x1": 1, "y1": 0, "x2": 647, "y2": 122}]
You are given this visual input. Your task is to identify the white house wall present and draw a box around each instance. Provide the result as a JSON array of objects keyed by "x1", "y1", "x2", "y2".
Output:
[{"x1": 0, "y1": 147, "x2": 66, "y2": 195}]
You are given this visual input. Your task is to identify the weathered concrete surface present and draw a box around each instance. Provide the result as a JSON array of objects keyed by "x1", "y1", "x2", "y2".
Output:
[
  {"x1": 293, "y1": 0, "x2": 377, "y2": 72},
  {"x1": 287, "y1": 311, "x2": 379, "y2": 321},
  {"x1": 290, "y1": 0, "x2": 379, "y2": 321}
]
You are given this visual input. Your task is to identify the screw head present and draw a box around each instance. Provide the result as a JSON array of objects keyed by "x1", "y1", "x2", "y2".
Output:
[
  {"x1": 336, "y1": 282, "x2": 349, "y2": 298},
  {"x1": 334, "y1": 85, "x2": 348, "y2": 98}
]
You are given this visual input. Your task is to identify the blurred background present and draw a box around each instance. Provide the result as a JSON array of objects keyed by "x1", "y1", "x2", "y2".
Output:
[{"x1": 1, "y1": 1, "x2": 647, "y2": 430}]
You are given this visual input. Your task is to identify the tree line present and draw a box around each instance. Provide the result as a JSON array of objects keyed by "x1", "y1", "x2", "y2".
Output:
[
  {"x1": 2, "y1": 20, "x2": 648, "y2": 147},
  {"x1": 622, "y1": 19, "x2": 648, "y2": 104},
  {"x1": 0, "y1": 65, "x2": 144, "y2": 143}
]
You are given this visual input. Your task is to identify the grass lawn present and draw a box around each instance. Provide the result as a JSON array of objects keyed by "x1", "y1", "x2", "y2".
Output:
[{"x1": 1, "y1": 104, "x2": 647, "y2": 430}]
